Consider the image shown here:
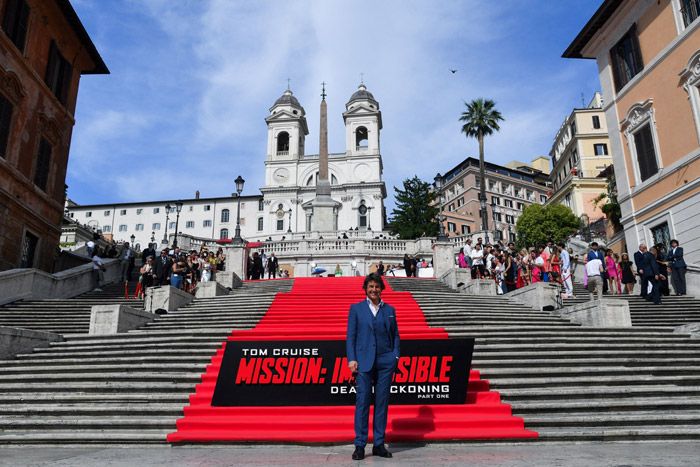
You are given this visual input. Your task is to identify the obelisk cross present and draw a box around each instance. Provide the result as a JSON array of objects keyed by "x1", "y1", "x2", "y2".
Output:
[{"x1": 321, "y1": 81, "x2": 326, "y2": 100}]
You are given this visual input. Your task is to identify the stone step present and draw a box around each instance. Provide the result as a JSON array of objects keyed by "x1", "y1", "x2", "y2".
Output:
[
  {"x1": 0, "y1": 404, "x2": 185, "y2": 416},
  {"x1": 0, "y1": 416, "x2": 177, "y2": 430},
  {"x1": 0, "y1": 382, "x2": 195, "y2": 392},
  {"x1": 502, "y1": 385, "x2": 700, "y2": 400},
  {"x1": 533, "y1": 427, "x2": 700, "y2": 441},
  {"x1": 0, "y1": 363, "x2": 208, "y2": 374},
  {"x1": 489, "y1": 374, "x2": 700, "y2": 388},
  {"x1": 473, "y1": 357, "x2": 700, "y2": 367},
  {"x1": 0, "y1": 430, "x2": 168, "y2": 444}
]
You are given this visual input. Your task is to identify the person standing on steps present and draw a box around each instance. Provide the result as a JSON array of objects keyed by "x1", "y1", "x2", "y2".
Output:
[
  {"x1": 634, "y1": 243, "x2": 649, "y2": 298},
  {"x1": 346, "y1": 274, "x2": 400, "y2": 461},
  {"x1": 119, "y1": 242, "x2": 133, "y2": 283},
  {"x1": 644, "y1": 247, "x2": 663, "y2": 305},
  {"x1": 667, "y1": 239, "x2": 687, "y2": 296}
]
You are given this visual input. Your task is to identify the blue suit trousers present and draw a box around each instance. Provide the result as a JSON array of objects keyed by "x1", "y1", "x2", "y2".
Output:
[{"x1": 354, "y1": 351, "x2": 396, "y2": 447}]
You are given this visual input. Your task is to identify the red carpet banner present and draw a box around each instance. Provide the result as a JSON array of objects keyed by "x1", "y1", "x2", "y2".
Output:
[{"x1": 212, "y1": 338, "x2": 475, "y2": 406}]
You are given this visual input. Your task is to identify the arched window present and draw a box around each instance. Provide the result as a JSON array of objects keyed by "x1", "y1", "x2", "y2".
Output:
[
  {"x1": 221, "y1": 209, "x2": 230, "y2": 223},
  {"x1": 355, "y1": 126, "x2": 368, "y2": 149},
  {"x1": 276, "y1": 131, "x2": 290, "y2": 155},
  {"x1": 358, "y1": 200, "x2": 368, "y2": 228},
  {"x1": 306, "y1": 172, "x2": 339, "y2": 186},
  {"x1": 220, "y1": 228, "x2": 229, "y2": 239}
]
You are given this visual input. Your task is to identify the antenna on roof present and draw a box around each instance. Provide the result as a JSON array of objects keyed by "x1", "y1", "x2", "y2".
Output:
[{"x1": 581, "y1": 92, "x2": 585, "y2": 107}]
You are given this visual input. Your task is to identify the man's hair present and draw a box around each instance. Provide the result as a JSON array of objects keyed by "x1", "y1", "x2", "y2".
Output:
[
  {"x1": 557, "y1": 242, "x2": 565, "y2": 248},
  {"x1": 670, "y1": 239, "x2": 679, "y2": 246},
  {"x1": 363, "y1": 273, "x2": 385, "y2": 291},
  {"x1": 590, "y1": 242, "x2": 598, "y2": 247}
]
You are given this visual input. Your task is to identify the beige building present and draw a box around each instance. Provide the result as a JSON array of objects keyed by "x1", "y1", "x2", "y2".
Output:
[
  {"x1": 547, "y1": 92, "x2": 613, "y2": 223},
  {"x1": 438, "y1": 157, "x2": 549, "y2": 243},
  {"x1": 565, "y1": 0, "x2": 700, "y2": 263}
]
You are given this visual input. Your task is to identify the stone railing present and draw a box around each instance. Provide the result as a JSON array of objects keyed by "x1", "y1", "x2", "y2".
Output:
[
  {"x1": 0, "y1": 259, "x2": 121, "y2": 306},
  {"x1": 261, "y1": 237, "x2": 431, "y2": 258}
]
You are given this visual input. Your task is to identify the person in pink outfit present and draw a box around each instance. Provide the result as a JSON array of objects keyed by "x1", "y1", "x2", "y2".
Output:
[{"x1": 605, "y1": 249, "x2": 619, "y2": 295}]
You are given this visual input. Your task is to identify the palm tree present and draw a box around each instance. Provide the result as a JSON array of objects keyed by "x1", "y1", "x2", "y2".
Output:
[{"x1": 460, "y1": 98, "x2": 504, "y2": 240}]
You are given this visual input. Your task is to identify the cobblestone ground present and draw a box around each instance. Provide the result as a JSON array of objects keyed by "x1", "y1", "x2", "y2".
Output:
[{"x1": 2, "y1": 442, "x2": 699, "y2": 466}]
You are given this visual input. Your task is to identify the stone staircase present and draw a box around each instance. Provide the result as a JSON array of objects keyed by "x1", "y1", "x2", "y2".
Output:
[
  {"x1": 0, "y1": 280, "x2": 287, "y2": 445},
  {"x1": 0, "y1": 281, "x2": 143, "y2": 335},
  {"x1": 564, "y1": 281, "x2": 700, "y2": 327},
  {"x1": 387, "y1": 277, "x2": 700, "y2": 441}
]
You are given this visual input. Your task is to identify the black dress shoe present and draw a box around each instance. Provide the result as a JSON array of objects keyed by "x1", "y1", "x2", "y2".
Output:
[
  {"x1": 372, "y1": 444, "x2": 393, "y2": 458},
  {"x1": 352, "y1": 446, "x2": 365, "y2": 460}
]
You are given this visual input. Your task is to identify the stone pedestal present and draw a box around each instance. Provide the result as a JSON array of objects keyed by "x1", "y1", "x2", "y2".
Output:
[
  {"x1": 432, "y1": 241, "x2": 455, "y2": 279},
  {"x1": 89, "y1": 304, "x2": 155, "y2": 335},
  {"x1": 674, "y1": 323, "x2": 700, "y2": 338},
  {"x1": 225, "y1": 245, "x2": 248, "y2": 283},
  {"x1": 0, "y1": 326, "x2": 63, "y2": 359},
  {"x1": 464, "y1": 279, "x2": 497, "y2": 296},
  {"x1": 438, "y1": 268, "x2": 471, "y2": 291},
  {"x1": 558, "y1": 299, "x2": 632, "y2": 327},
  {"x1": 509, "y1": 282, "x2": 560, "y2": 311},
  {"x1": 215, "y1": 271, "x2": 243, "y2": 290},
  {"x1": 144, "y1": 286, "x2": 194, "y2": 312},
  {"x1": 195, "y1": 281, "x2": 230, "y2": 298}
]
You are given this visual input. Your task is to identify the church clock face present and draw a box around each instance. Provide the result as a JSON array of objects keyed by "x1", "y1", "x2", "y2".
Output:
[
  {"x1": 358, "y1": 205, "x2": 367, "y2": 215},
  {"x1": 273, "y1": 168, "x2": 290, "y2": 183}
]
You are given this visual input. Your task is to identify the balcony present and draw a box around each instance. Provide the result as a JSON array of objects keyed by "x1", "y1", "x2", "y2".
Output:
[{"x1": 276, "y1": 150, "x2": 289, "y2": 156}]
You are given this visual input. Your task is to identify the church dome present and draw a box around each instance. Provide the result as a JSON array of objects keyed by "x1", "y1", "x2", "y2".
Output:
[
  {"x1": 347, "y1": 84, "x2": 378, "y2": 107},
  {"x1": 273, "y1": 89, "x2": 301, "y2": 107}
]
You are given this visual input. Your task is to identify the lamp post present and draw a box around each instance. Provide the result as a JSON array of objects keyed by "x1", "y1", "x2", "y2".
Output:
[
  {"x1": 434, "y1": 173, "x2": 448, "y2": 241},
  {"x1": 233, "y1": 175, "x2": 245, "y2": 245},
  {"x1": 172, "y1": 201, "x2": 183, "y2": 248},
  {"x1": 287, "y1": 208, "x2": 292, "y2": 233},
  {"x1": 150, "y1": 231, "x2": 155, "y2": 246},
  {"x1": 367, "y1": 206, "x2": 372, "y2": 231},
  {"x1": 130, "y1": 234, "x2": 135, "y2": 249},
  {"x1": 580, "y1": 213, "x2": 591, "y2": 243},
  {"x1": 162, "y1": 203, "x2": 171, "y2": 245},
  {"x1": 491, "y1": 201, "x2": 501, "y2": 243}
]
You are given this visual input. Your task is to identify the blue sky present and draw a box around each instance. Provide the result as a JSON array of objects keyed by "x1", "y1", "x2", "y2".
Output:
[{"x1": 67, "y1": 0, "x2": 601, "y2": 212}]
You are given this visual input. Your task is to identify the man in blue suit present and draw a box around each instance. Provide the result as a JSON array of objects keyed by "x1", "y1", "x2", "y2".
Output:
[
  {"x1": 634, "y1": 243, "x2": 648, "y2": 298},
  {"x1": 643, "y1": 247, "x2": 663, "y2": 305},
  {"x1": 346, "y1": 273, "x2": 400, "y2": 460},
  {"x1": 667, "y1": 239, "x2": 687, "y2": 296}
]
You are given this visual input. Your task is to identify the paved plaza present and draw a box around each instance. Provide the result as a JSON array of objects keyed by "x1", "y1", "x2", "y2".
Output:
[{"x1": 2, "y1": 442, "x2": 699, "y2": 466}]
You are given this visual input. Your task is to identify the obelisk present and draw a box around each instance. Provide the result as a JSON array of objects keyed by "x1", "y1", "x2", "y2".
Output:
[{"x1": 311, "y1": 82, "x2": 337, "y2": 232}]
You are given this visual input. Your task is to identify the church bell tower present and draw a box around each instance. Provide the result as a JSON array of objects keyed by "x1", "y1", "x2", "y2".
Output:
[{"x1": 265, "y1": 89, "x2": 308, "y2": 161}]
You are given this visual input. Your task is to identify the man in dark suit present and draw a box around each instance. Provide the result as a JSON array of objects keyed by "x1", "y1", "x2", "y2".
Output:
[
  {"x1": 153, "y1": 248, "x2": 173, "y2": 286},
  {"x1": 643, "y1": 247, "x2": 662, "y2": 305},
  {"x1": 634, "y1": 243, "x2": 649, "y2": 298},
  {"x1": 346, "y1": 274, "x2": 400, "y2": 460},
  {"x1": 267, "y1": 253, "x2": 279, "y2": 279},
  {"x1": 667, "y1": 239, "x2": 687, "y2": 295}
]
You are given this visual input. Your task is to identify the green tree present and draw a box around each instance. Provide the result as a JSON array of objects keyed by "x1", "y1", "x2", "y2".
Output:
[
  {"x1": 390, "y1": 176, "x2": 439, "y2": 239},
  {"x1": 592, "y1": 169, "x2": 622, "y2": 232},
  {"x1": 459, "y1": 98, "x2": 504, "y2": 236},
  {"x1": 515, "y1": 204, "x2": 580, "y2": 248}
]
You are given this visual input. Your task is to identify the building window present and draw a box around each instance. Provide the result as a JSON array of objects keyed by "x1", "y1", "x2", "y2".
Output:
[
  {"x1": 633, "y1": 124, "x2": 659, "y2": 182},
  {"x1": 358, "y1": 200, "x2": 368, "y2": 228},
  {"x1": 221, "y1": 209, "x2": 230, "y2": 223},
  {"x1": 220, "y1": 228, "x2": 229, "y2": 239},
  {"x1": 204, "y1": 205, "x2": 211, "y2": 211},
  {"x1": 120, "y1": 209, "x2": 127, "y2": 215},
  {"x1": 565, "y1": 193, "x2": 572, "y2": 208},
  {"x1": 203, "y1": 220, "x2": 212, "y2": 228},
  {"x1": 651, "y1": 221, "x2": 672, "y2": 251},
  {"x1": 102, "y1": 225, "x2": 111, "y2": 233},
  {"x1": 276, "y1": 219, "x2": 284, "y2": 231},
  {"x1": 592, "y1": 115, "x2": 601, "y2": 129},
  {"x1": 103, "y1": 210, "x2": 110, "y2": 216},
  {"x1": 19, "y1": 230, "x2": 38, "y2": 268},
  {"x1": 610, "y1": 24, "x2": 644, "y2": 92},
  {"x1": 570, "y1": 121, "x2": 576, "y2": 136},
  {"x1": 276, "y1": 131, "x2": 290, "y2": 155},
  {"x1": 457, "y1": 197, "x2": 464, "y2": 207},
  {"x1": 506, "y1": 214, "x2": 514, "y2": 224},
  {"x1": 119, "y1": 225, "x2": 127, "y2": 232},
  {"x1": 494, "y1": 230, "x2": 503, "y2": 241},
  {"x1": 447, "y1": 222, "x2": 456, "y2": 233},
  {"x1": 461, "y1": 225, "x2": 471, "y2": 235},
  {"x1": 448, "y1": 203, "x2": 455, "y2": 212},
  {"x1": 493, "y1": 212, "x2": 502, "y2": 222},
  {"x1": 1, "y1": 0, "x2": 29, "y2": 53},
  {"x1": 491, "y1": 196, "x2": 500, "y2": 206},
  {"x1": 33, "y1": 138, "x2": 51, "y2": 192},
  {"x1": 540, "y1": 195, "x2": 547, "y2": 204},
  {"x1": 85, "y1": 211, "x2": 92, "y2": 218},
  {"x1": 153, "y1": 207, "x2": 160, "y2": 214},
  {"x1": 258, "y1": 199, "x2": 264, "y2": 211},
  {"x1": 135, "y1": 224, "x2": 144, "y2": 231},
  {"x1": 594, "y1": 143, "x2": 608, "y2": 156},
  {"x1": 152, "y1": 223, "x2": 160, "y2": 230},
  {"x1": 45, "y1": 41, "x2": 72, "y2": 105},
  {"x1": 0, "y1": 93, "x2": 14, "y2": 158},
  {"x1": 136, "y1": 208, "x2": 143, "y2": 215},
  {"x1": 355, "y1": 126, "x2": 369, "y2": 150},
  {"x1": 257, "y1": 217, "x2": 263, "y2": 231},
  {"x1": 681, "y1": 51, "x2": 700, "y2": 143},
  {"x1": 185, "y1": 221, "x2": 194, "y2": 229},
  {"x1": 188, "y1": 206, "x2": 193, "y2": 212},
  {"x1": 504, "y1": 199, "x2": 513, "y2": 208},
  {"x1": 517, "y1": 202, "x2": 524, "y2": 210},
  {"x1": 681, "y1": 0, "x2": 700, "y2": 27}
]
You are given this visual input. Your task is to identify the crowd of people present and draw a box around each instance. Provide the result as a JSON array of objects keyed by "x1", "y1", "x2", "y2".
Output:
[
  {"x1": 246, "y1": 250, "x2": 289, "y2": 280},
  {"x1": 90, "y1": 242, "x2": 226, "y2": 297},
  {"x1": 454, "y1": 236, "x2": 688, "y2": 304}
]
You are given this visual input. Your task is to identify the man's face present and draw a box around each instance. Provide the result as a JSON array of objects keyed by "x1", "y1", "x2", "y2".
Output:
[
  {"x1": 161, "y1": 251, "x2": 167, "y2": 257},
  {"x1": 478, "y1": 238, "x2": 483, "y2": 244},
  {"x1": 365, "y1": 281, "x2": 382, "y2": 303}
]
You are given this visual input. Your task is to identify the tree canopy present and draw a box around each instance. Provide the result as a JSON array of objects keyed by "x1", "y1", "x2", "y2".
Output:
[
  {"x1": 515, "y1": 203, "x2": 580, "y2": 248},
  {"x1": 459, "y1": 98, "x2": 504, "y2": 140},
  {"x1": 389, "y1": 176, "x2": 439, "y2": 239}
]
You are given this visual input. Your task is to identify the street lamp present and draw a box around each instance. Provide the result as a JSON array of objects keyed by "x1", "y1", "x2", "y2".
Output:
[
  {"x1": 233, "y1": 175, "x2": 245, "y2": 245},
  {"x1": 287, "y1": 208, "x2": 292, "y2": 233},
  {"x1": 367, "y1": 206, "x2": 372, "y2": 231},
  {"x1": 172, "y1": 201, "x2": 183, "y2": 248},
  {"x1": 162, "y1": 203, "x2": 171, "y2": 245},
  {"x1": 492, "y1": 201, "x2": 501, "y2": 243},
  {"x1": 150, "y1": 231, "x2": 155, "y2": 245},
  {"x1": 434, "y1": 173, "x2": 448, "y2": 241},
  {"x1": 130, "y1": 234, "x2": 135, "y2": 246}
]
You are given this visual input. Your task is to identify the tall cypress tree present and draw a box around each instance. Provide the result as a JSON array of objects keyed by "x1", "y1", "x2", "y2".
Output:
[{"x1": 389, "y1": 176, "x2": 439, "y2": 239}]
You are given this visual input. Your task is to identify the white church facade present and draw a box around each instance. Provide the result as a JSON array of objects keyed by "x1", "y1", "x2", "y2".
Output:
[{"x1": 65, "y1": 84, "x2": 389, "y2": 249}]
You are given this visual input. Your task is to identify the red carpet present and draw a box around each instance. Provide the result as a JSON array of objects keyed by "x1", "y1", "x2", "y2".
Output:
[{"x1": 167, "y1": 277, "x2": 537, "y2": 443}]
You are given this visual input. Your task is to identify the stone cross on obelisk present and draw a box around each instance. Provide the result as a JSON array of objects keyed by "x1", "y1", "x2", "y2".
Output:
[{"x1": 311, "y1": 81, "x2": 338, "y2": 232}]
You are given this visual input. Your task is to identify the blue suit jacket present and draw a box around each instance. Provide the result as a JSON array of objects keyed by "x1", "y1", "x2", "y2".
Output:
[
  {"x1": 667, "y1": 247, "x2": 687, "y2": 269},
  {"x1": 641, "y1": 251, "x2": 660, "y2": 278},
  {"x1": 346, "y1": 300, "x2": 400, "y2": 373}
]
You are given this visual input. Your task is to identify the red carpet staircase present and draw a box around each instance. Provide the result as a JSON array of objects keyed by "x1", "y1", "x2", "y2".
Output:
[{"x1": 168, "y1": 277, "x2": 536, "y2": 443}]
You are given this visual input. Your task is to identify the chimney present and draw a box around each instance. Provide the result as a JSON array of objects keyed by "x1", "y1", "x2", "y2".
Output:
[{"x1": 195, "y1": 190, "x2": 200, "y2": 199}]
